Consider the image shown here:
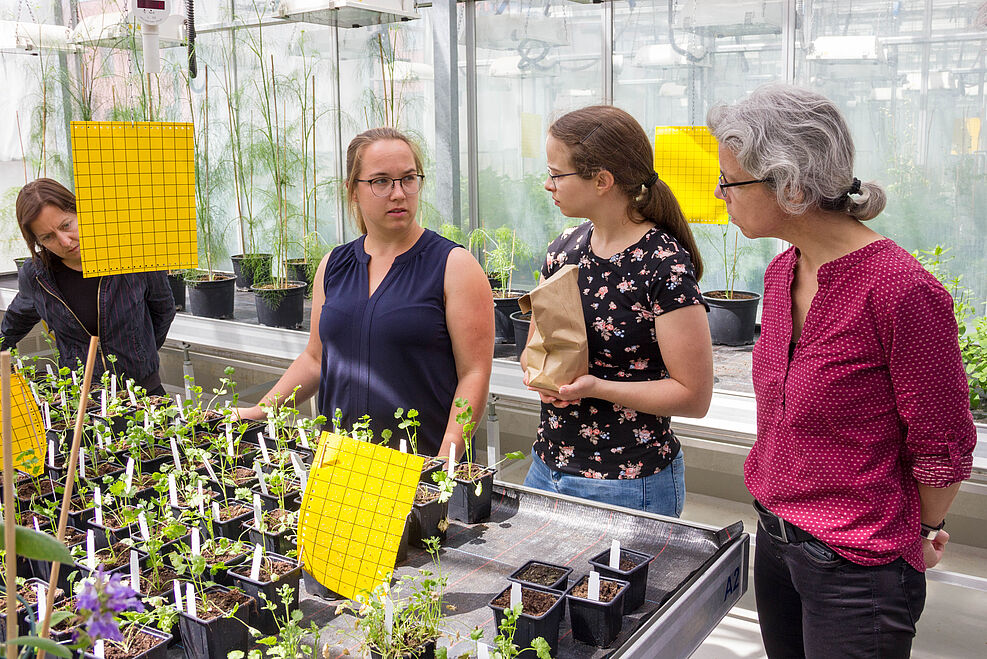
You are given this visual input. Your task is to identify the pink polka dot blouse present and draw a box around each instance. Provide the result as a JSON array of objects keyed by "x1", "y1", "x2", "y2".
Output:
[{"x1": 746, "y1": 238, "x2": 976, "y2": 571}]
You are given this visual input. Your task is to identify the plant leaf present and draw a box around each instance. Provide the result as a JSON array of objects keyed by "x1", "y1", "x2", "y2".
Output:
[
  {"x1": 9, "y1": 635, "x2": 72, "y2": 658},
  {"x1": 0, "y1": 523, "x2": 73, "y2": 564}
]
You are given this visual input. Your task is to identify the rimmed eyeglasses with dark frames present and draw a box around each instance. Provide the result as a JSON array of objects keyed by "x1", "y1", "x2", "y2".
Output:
[
  {"x1": 718, "y1": 173, "x2": 767, "y2": 193},
  {"x1": 356, "y1": 173, "x2": 426, "y2": 197},
  {"x1": 547, "y1": 170, "x2": 581, "y2": 186}
]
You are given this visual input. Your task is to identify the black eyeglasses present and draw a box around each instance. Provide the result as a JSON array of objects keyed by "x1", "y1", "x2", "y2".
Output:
[
  {"x1": 547, "y1": 170, "x2": 580, "y2": 186},
  {"x1": 718, "y1": 173, "x2": 768, "y2": 192},
  {"x1": 356, "y1": 173, "x2": 425, "y2": 197}
]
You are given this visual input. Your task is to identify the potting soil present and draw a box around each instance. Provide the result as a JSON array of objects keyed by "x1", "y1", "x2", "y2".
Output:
[{"x1": 303, "y1": 483, "x2": 743, "y2": 658}]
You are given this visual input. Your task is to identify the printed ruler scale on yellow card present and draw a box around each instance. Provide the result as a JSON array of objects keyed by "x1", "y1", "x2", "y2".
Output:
[
  {"x1": 71, "y1": 121, "x2": 198, "y2": 277},
  {"x1": 654, "y1": 126, "x2": 728, "y2": 225},
  {"x1": 298, "y1": 433, "x2": 424, "y2": 601},
  {"x1": 0, "y1": 371, "x2": 47, "y2": 477}
]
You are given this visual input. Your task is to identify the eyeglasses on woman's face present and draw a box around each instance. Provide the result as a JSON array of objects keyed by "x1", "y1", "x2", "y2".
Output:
[
  {"x1": 718, "y1": 173, "x2": 768, "y2": 195},
  {"x1": 546, "y1": 169, "x2": 581, "y2": 188},
  {"x1": 356, "y1": 173, "x2": 425, "y2": 197}
]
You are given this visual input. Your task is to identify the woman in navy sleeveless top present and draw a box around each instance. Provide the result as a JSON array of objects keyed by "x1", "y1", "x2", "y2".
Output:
[{"x1": 238, "y1": 128, "x2": 493, "y2": 457}]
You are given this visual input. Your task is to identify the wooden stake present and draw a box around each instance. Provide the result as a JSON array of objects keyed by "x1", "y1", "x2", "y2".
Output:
[
  {"x1": 3, "y1": 351, "x2": 17, "y2": 659},
  {"x1": 37, "y1": 337, "x2": 99, "y2": 659}
]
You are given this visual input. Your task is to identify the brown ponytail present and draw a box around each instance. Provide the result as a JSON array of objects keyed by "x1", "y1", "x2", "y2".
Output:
[{"x1": 548, "y1": 106, "x2": 703, "y2": 280}]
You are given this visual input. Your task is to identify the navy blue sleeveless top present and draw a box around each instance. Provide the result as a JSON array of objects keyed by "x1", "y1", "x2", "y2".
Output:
[{"x1": 318, "y1": 229, "x2": 460, "y2": 455}]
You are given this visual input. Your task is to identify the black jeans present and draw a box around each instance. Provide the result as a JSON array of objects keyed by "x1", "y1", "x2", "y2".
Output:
[{"x1": 754, "y1": 525, "x2": 926, "y2": 658}]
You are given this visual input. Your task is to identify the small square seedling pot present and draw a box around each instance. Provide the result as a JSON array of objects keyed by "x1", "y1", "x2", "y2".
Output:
[
  {"x1": 508, "y1": 560, "x2": 572, "y2": 592},
  {"x1": 565, "y1": 574, "x2": 630, "y2": 647},
  {"x1": 587, "y1": 547, "x2": 654, "y2": 613}
]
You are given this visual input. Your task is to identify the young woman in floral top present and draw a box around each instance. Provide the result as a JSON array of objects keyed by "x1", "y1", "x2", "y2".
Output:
[{"x1": 521, "y1": 106, "x2": 714, "y2": 517}]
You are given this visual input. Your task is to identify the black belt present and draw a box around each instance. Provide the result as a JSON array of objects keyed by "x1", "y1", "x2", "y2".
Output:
[{"x1": 754, "y1": 500, "x2": 815, "y2": 544}]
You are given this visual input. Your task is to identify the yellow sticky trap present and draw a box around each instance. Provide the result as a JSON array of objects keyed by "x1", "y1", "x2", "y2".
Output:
[
  {"x1": 299, "y1": 433, "x2": 423, "y2": 600},
  {"x1": 0, "y1": 371, "x2": 47, "y2": 477},
  {"x1": 71, "y1": 121, "x2": 198, "y2": 277},
  {"x1": 654, "y1": 126, "x2": 728, "y2": 225}
]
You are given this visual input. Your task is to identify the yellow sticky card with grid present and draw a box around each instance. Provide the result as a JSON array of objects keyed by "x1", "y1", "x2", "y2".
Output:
[
  {"x1": 0, "y1": 371, "x2": 47, "y2": 477},
  {"x1": 71, "y1": 121, "x2": 198, "y2": 277},
  {"x1": 298, "y1": 433, "x2": 423, "y2": 600},
  {"x1": 654, "y1": 126, "x2": 728, "y2": 225}
]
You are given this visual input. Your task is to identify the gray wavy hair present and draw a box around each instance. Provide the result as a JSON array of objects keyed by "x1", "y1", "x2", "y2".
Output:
[{"x1": 707, "y1": 84, "x2": 885, "y2": 221}]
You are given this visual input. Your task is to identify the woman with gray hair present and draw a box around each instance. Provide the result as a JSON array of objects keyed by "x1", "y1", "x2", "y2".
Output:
[{"x1": 708, "y1": 84, "x2": 976, "y2": 657}]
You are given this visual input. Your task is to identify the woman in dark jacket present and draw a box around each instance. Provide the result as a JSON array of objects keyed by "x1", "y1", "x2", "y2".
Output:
[{"x1": 0, "y1": 178, "x2": 175, "y2": 394}]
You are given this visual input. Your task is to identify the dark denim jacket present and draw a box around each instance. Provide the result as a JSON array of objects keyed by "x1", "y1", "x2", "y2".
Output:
[{"x1": 0, "y1": 257, "x2": 175, "y2": 386}]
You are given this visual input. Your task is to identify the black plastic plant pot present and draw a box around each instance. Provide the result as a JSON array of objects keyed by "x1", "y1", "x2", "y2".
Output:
[
  {"x1": 231, "y1": 253, "x2": 273, "y2": 291},
  {"x1": 565, "y1": 575, "x2": 630, "y2": 647},
  {"x1": 407, "y1": 484, "x2": 448, "y2": 548},
  {"x1": 167, "y1": 272, "x2": 187, "y2": 311},
  {"x1": 369, "y1": 638, "x2": 436, "y2": 659},
  {"x1": 510, "y1": 310, "x2": 532, "y2": 360},
  {"x1": 396, "y1": 519, "x2": 409, "y2": 565},
  {"x1": 177, "y1": 586, "x2": 252, "y2": 659},
  {"x1": 419, "y1": 457, "x2": 444, "y2": 484},
  {"x1": 228, "y1": 553, "x2": 302, "y2": 636},
  {"x1": 448, "y1": 467, "x2": 496, "y2": 524},
  {"x1": 302, "y1": 568, "x2": 337, "y2": 599},
  {"x1": 14, "y1": 256, "x2": 29, "y2": 270},
  {"x1": 587, "y1": 548, "x2": 655, "y2": 613},
  {"x1": 704, "y1": 291, "x2": 762, "y2": 346},
  {"x1": 493, "y1": 292, "x2": 526, "y2": 344},
  {"x1": 509, "y1": 560, "x2": 572, "y2": 592},
  {"x1": 252, "y1": 485, "x2": 301, "y2": 513},
  {"x1": 200, "y1": 506, "x2": 254, "y2": 541},
  {"x1": 80, "y1": 623, "x2": 171, "y2": 659},
  {"x1": 251, "y1": 281, "x2": 307, "y2": 329},
  {"x1": 0, "y1": 578, "x2": 64, "y2": 642},
  {"x1": 247, "y1": 526, "x2": 296, "y2": 556},
  {"x1": 88, "y1": 519, "x2": 136, "y2": 547},
  {"x1": 187, "y1": 273, "x2": 236, "y2": 320},
  {"x1": 489, "y1": 583, "x2": 565, "y2": 658},
  {"x1": 286, "y1": 259, "x2": 314, "y2": 295}
]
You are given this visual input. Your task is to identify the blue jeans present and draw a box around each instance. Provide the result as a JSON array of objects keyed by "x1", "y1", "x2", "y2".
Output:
[{"x1": 523, "y1": 451, "x2": 685, "y2": 517}]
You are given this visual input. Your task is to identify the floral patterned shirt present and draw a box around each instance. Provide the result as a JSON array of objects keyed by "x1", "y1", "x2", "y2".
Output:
[{"x1": 533, "y1": 221, "x2": 707, "y2": 479}]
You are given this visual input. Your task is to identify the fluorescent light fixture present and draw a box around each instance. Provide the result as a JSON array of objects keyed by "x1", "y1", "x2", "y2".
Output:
[
  {"x1": 273, "y1": 0, "x2": 419, "y2": 28},
  {"x1": 807, "y1": 36, "x2": 881, "y2": 61},
  {"x1": 0, "y1": 20, "x2": 75, "y2": 52}
]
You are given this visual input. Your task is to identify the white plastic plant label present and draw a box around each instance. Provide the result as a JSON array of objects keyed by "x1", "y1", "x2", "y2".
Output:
[
  {"x1": 138, "y1": 512, "x2": 150, "y2": 541},
  {"x1": 78, "y1": 448, "x2": 87, "y2": 480},
  {"x1": 168, "y1": 474, "x2": 179, "y2": 508},
  {"x1": 42, "y1": 401, "x2": 51, "y2": 429},
  {"x1": 130, "y1": 551, "x2": 140, "y2": 593},
  {"x1": 60, "y1": 390, "x2": 67, "y2": 410},
  {"x1": 127, "y1": 380, "x2": 137, "y2": 407},
  {"x1": 48, "y1": 440, "x2": 56, "y2": 467},
  {"x1": 250, "y1": 543, "x2": 263, "y2": 581},
  {"x1": 33, "y1": 518, "x2": 41, "y2": 533},
  {"x1": 94, "y1": 640, "x2": 105, "y2": 659},
  {"x1": 46, "y1": 364, "x2": 54, "y2": 379},
  {"x1": 93, "y1": 487, "x2": 103, "y2": 526},
  {"x1": 289, "y1": 452, "x2": 307, "y2": 490},
  {"x1": 297, "y1": 425, "x2": 310, "y2": 448},
  {"x1": 143, "y1": 410, "x2": 151, "y2": 431},
  {"x1": 477, "y1": 643, "x2": 490, "y2": 659},
  {"x1": 609, "y1": 539, "x2": 621, "y2": 569},
  {"x1": 34, "y1": 583, "x2": 46, "y2": 623},
  {"x1": 72, "y1": 371, "x2": 78, "y2": 387},
  {"x1": 399, "y1": 439, "x2": 407, "y2": 453},
  {"x1": 124, "y1": 457, "x2": 135, "y2": 491},
  {"x1": 383, "y1": 597, "x2": 393, "y2": 638},
  {"x1": 267, "y1": 417, "x2": 276, "y2": 441},
  {"x1": 197, "y1": 482, "x2": 205, "y2": 516},
  {"x1": 510, "y1": 582, "x2": 522, "y2": 608},
  {"x1": 111, "y1": 374, "x2": 117, "y2": 399},
  {"x1": 191, "y1": 528, "x2": 201, "y2": 555},
  {"x1": 258, "y1": 432, "x2": 271, "y2": 463},
  {"x1": 86, "y1": 530, "x2": 97, "y2": 571},
  {"x1": 255, "y1": 464, "x2": 269, "y2": 496},
  {"x1": 211, "y1": 501, "x2": 222, "y2": 521},
  {"x1": 447, "y1": 444, "x2": 456, "y2": 477},
  {"x1": 253, "y1": 493, "x2": 263, "y2": 530},
  {"x1": 203, "y1": 458, "x2": 218, "y2": 483},
  {"x1": 588, "y1": 570, "x2": 601, "y2": 601},
  {"x1": 185, "y1": 583, "x2": 196, "y2": 617},
  {"x1": 170, "y1": 437, "x2": 182, "y2": 471},
  {"x1": 29, "y1": 381, "x2": 40, "y2": 405},
  {"x1": 176, "y1": 394, "x2": 186, "y2": 420},
  {"x1": 173, "y1": 582, "x2": 183, "y2": 611},
  {"x1": 226, "y1": 434, "x2": 235, "y2": 458},
  {"x1": 100, "y1": 389, "x2": 107, "y2": 417}
]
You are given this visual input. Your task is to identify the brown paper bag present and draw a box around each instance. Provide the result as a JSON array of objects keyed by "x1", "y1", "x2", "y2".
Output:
[{"x1": 519, "y1": 264, "x2": 588, "y2": 392}]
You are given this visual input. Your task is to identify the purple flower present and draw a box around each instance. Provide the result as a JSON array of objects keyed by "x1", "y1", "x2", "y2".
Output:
[{"x1": 76, "y1": 568, "x2": 144, "y2": 644}]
